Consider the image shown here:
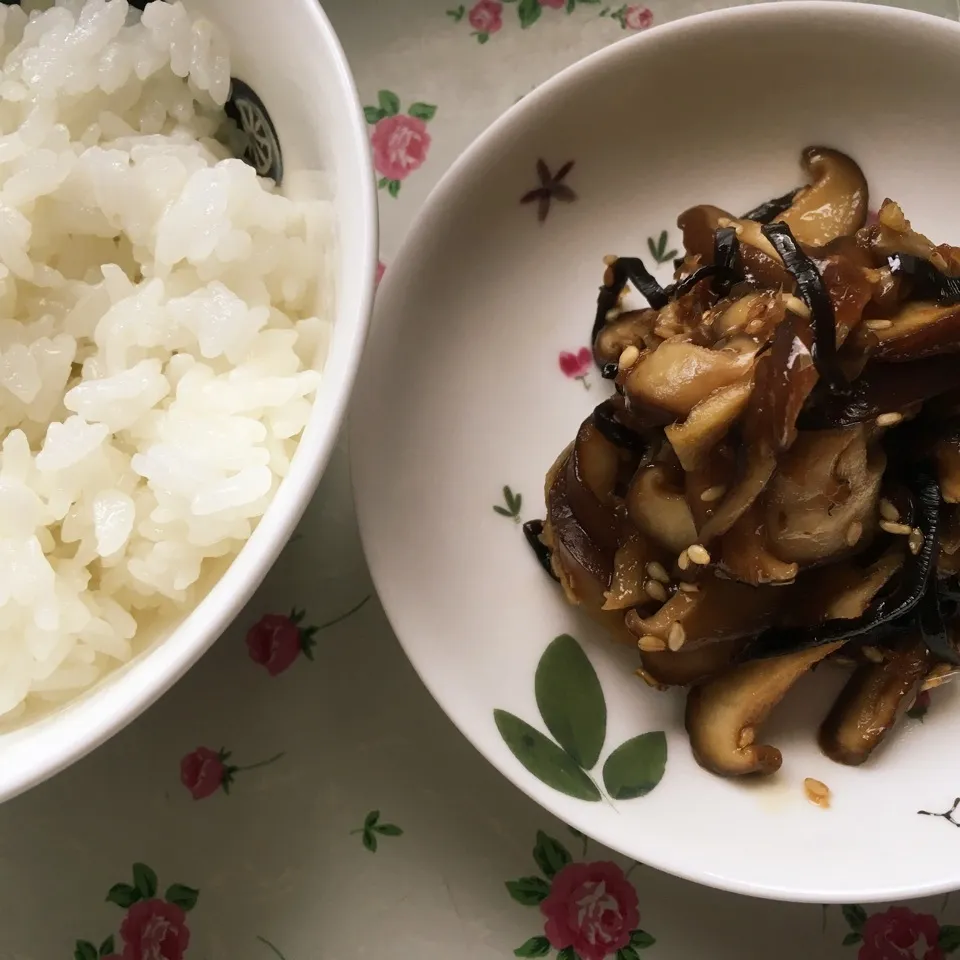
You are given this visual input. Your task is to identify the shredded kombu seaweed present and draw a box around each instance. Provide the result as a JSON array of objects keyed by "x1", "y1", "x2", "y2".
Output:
[
  {"x1": 591, "y1": 400, "x2": 650, "y2": 454},
  {"x1": 741, "y1": 188, "x2": 801, "y2": 224},
  {"x1": 761, "y1": 222, "x2": 848, "y2": 394},
  {"x1": 742, "y1": 466, "x2": 944, "y2": 661},
  {"x1": 522, "y1": 519, "x2": 559, "y2": 582},
  {"x1": 888, "y1": 252, "x2": 960, "y2": 305}
]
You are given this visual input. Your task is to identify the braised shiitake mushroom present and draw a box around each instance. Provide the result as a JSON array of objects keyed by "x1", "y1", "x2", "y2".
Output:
[{"x1": 526, "y1": 146, "x2": 960, "y2": 778}]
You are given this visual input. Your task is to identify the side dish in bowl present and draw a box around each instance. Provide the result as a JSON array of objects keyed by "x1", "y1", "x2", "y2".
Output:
[{"x1": 529, "y1": 147, "x2": 960, "y2": 777}]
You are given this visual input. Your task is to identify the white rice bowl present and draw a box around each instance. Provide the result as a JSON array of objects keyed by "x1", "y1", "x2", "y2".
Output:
[{"x1": 0, "y1": 0, "x2": 334, "y2": 720}]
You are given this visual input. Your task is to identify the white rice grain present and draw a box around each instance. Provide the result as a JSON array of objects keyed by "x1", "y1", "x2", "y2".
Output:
[{"x1": 0, "y1": 0, "x2": 333, "y2": 718}]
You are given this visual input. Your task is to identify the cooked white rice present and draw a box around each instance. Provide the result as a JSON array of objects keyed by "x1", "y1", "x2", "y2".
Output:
[{"x1": 0, "y1": 0, "x2": 334, "y2": 718}]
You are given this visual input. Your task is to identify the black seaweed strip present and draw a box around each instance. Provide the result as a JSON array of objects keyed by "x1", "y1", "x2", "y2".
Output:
[
  {"x1": 762, "y1": 222, "x2": 847, "y2": 394},
  {"x1": 522, "y1": 520, "x2": 559, "y2": 582},
  {"x1": 741, "y1": 468, "x2": 940, "y2": 660},
  {"x1": 592, "y1": 400, "x2": 650, "y2": 454},
  {"x1": 741, "y1": 188, "x2": 801, "y2": 224},
  {"x1": 888, "y1": 253, "x2": 960, "y2": 306}
]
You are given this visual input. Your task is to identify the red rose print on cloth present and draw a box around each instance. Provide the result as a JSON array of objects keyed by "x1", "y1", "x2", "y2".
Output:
[
  {"x1": 120, "y1": 900, "x2": 190, "y2": 960},
  {"x1": 467, "y1": 0, "x2": 502, "y2": 41},
  {"x1": 363, "y1": 91, "x2": 437, "y2": 197},
  {"x1": 180, "y1": 746, "x2": 284, "y2": 799},
  {"x1": 73, "y1": 863, "x2": 200, "y2": 960},
  {"x1": 246, "y1": 597, "x2": 369, "y2": 676},
  {"x1": 542, "y1": 860, "x2": 641, "y2": 960},
  {"x1": 559, "y1": 347, "x2": 593, "y2": 389},
  {"x1": 506, "y1": 831, "x2": 655, "y2": 959},
  {"x1": 841, "y1": 903, "x2": 960, "y2": 958}
]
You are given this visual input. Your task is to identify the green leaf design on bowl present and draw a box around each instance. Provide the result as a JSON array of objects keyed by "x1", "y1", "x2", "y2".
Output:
[
  {"x1": 494, "y1": 710, "x2": 601, "y2": 800},
  {"x1": 535, "y1": 633, "x2": 606, "y2": 769},
  {"x1": 602, "y1": 732, "x2": 667, "y2": 800}
]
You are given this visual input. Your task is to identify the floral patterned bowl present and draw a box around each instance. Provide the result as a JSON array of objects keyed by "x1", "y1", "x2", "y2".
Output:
[
  {"x1": 0, "y1": 0, "x2": 376, "y2": 803},
  {"x1": 352, "y1": 1, "x2": 960, "y2": 902}
]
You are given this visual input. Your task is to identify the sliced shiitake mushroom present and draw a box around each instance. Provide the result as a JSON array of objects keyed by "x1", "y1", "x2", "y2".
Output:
[
  {"x1": 625, "y1": 575, "x2": 783, "y2": 650},
  {"x1": 775, "y1": 147, "x2": 868, "y2": 247},
  {"x1": 868, "y1": 301, "x2": 960, "y2": 362},
  {"x1": 640, "y1": 638, "x2": 743, "y2": 687},
  {"x1": 623, "y1": 337, "x2": 757, "y2": 418},
  {"x1": 819, "y1": 635, "x2": 931, "y2": 766},
  {"x1": 626, "y1": 463, "x2": 697, "y2": 555},
  {"x1": 763, "y1": 426, "x2": 885, "y2": 567},
  {"x1": 685, "y1": 641, "x2": 844, "y2": 776}
]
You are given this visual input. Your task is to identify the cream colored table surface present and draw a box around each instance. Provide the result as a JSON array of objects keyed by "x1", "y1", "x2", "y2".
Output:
[{"x1": 3, "y1": 2, "x2": 960, "y2": 958}]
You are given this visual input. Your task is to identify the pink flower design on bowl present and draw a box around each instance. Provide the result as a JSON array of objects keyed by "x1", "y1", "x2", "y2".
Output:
[{"x1": 559, "y1": 347, "x2": 593, "y2": 388}]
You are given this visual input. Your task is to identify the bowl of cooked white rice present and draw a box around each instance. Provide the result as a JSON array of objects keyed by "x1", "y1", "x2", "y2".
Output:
[{"x1": 0, "y1": 0, "x2": 376, "y2": 799}]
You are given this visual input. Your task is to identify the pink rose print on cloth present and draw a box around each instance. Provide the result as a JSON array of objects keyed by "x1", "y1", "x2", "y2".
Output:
[
  {"x1": 73, "y1": 863, "x2": 199, "y2": 960},
  {"x1": 841, "y1": 903, "x2": 960, "y2": 958},
  {"x1": 246, "y1": 597, "x2": 369, "y2": 676},
  {"x1": 180, "y1": 746, "x2": 284, "y2": 799},
  {"x1": 559, "y1": 347, "x2": 593, "y2": 389},
  {"x1": 449, "y1": 0, "x2": 650, "y2": 39},
  {"x1": 120, "y1": 900, "x2": 190, "y2": 960},
  {"x1": 364, "y1": 91, "x2": 437, "y2": 197},
  {"x1": 467, "y1": 0, "x2": 503, "y2": 41},
  {"x1": 602, "y1": 4, "x2": 654, "y2": 30},
  {"x1": 506, "y1": 831, "x2": 655, "y2": 959}
]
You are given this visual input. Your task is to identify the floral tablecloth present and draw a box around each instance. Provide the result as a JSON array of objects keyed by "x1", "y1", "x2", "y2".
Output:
[{"x1": 5, "y1": 1, "x2": 960, "y2": 958}]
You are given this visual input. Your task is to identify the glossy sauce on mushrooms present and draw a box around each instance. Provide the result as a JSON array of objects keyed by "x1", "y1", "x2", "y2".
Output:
[{"x1": 528, "y1": 147, "x2": 960, "y2": 777}]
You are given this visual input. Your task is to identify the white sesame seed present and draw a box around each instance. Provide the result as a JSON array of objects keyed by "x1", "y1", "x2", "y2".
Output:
[
  {"x1": 880, "y1": 520, "x2": 912, "y2": 536},
  {"x1": 781, "y1": 293, "x2": 810, "y2": 319},
  {"x1": 876, "y1": 412, "x2": 903, "y2": 428},
  {"x1": 637, "y1": 634, "x2": 667, "y2": 653},
  {"x1": 866, "y1": 319, "x2": 893, "y2": 331},
  {"x1": 909, "y1": 528, "x2": 924, "y2": 555},
  {"x1": 678, "y1": 582, "x2": 700, "y2": 594},
  {"x1": 687, "y1": 544, "x2": 711, "y2": 565},
  {"x1": 862, "y1": 645, "x2": 885, "y2": 663},
  {"x1": 700, "y1": 485, "x2": 727, "y2": 503},
  {"x1": 644, "y1": 579, "x2": 668, "y2": 603},
  {"x1": 646, "y1": 561, "x2": 670, "y2": 583},
  {"x1": 846, "y1": 521, "x2": 863, "y2": 547},
  {"x1": 618, "y1": 345, "x2": 640, "y2": 370},
  {"x1": 738, "y1": 728, "x2": 755, "y2": 748},
  {"x1": 677, "y1": 550, "x2": 690, "y2": 571},
  {"x1": 635, "y1": 668, "x2": 668, "y2": 690},
  {"x1": 667, "y1": 622, "x2": 687, "y2": 651},
  {"x1": 605, "y1": 308, "x2": 621, "y2": 322},
  {"x1": 804, "y1": 778, "x2": 831, "y2": 808},
  {"x1": 879, "y1": 498, "x2": 899, "y2": 522}
]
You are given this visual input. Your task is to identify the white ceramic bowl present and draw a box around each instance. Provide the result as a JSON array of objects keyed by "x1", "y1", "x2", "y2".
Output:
[
  {"x1": 0, "y1": 0, "x2": 377, "y2": 802},
  {"x1": 353, "y1": 2, "x2": 960, "y2": 902}
]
